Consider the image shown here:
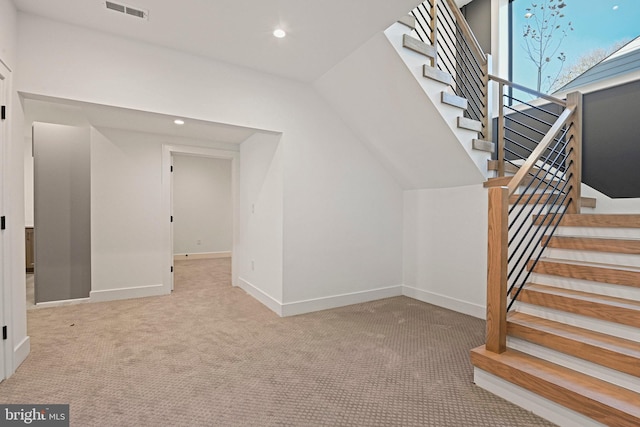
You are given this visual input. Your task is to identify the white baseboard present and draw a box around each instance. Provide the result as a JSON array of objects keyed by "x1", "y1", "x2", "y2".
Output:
[
  {"x1": 173, "y1": 251, "x2": 231, "y2": 261},
  {"x1": 35, "y1": 297, "x2": 90, "y2": 309},
  {"x1": 474, "y1": 368, "x2": 604, "y2": 427},
  {"x1": 90, "y1": 284, "x2": 167, "y2": 303},
  {"x1": 237, "y1": 277, "x2": 283, "y2": 316},
  {"x1": 281, "y1": 285, "x2": 403, "y2": 317},
  {"x1": 13, "y1": 336, "x2": 30, "y2": 373},
  {"x1": 402, "y1": 285, "x2": 486, "y2": 319}
]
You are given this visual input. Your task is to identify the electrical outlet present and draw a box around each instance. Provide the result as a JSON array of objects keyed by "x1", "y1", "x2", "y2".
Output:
[
  {"x1": 196, "y1": 239, "x2": 202, "y2": 245},
  {"x1": 251, "y1": 260, "x2": 255, "y2": 271}
]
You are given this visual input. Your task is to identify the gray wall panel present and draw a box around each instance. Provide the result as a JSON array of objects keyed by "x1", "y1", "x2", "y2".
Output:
[{"x1": 34, "y1": 123, "x2": 91, "y2": 303}]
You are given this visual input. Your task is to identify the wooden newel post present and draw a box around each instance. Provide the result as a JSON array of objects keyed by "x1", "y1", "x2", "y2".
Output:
[
  {"x1": 566, "y1": 91, "x2": 583, "y2": 214},
  {"x1": 486, "y1": 186, "x2": 508, "y2": 353}
]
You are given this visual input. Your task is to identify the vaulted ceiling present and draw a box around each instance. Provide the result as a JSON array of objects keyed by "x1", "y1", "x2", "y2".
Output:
[{"x1": 12, "y1": 0, "x2": 424, "y2": 82}]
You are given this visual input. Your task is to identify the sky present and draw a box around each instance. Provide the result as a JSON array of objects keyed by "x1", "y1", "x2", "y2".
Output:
[{"x1": 511, "y1": 0, "x2": 640, "y2": 93}]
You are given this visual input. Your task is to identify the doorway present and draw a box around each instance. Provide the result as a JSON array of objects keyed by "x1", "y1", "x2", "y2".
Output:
[{"x1": 162, "y1": 145, "x2": 239, "y2": 292}]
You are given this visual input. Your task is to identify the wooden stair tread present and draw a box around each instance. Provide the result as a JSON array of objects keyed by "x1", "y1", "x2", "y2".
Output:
[
  {"x1": 483, "y1": 174, "x2": 564, "y2": 188},
  {"x1": 509, "y1": 193, "x2": 596, "y2": 207},
  {"x1": 508, "y1": 312, "x2": 640, "y2": 377},
  {"x1": 530, "y1": 258, "x2": 640, "y2": 288},
  {"x1": 472, "y1": 139, "x2": 494, "y2": 153},
  {"x1": 457, "y1": 116, "x2": 482, "y2": 132},
  {"x1": 534, "y1": 214, "x2": 640, "y2": 228},
  {"x1": 471, "y1": 346, "x2": 640, "y2": 426},
  {"x1": 487, "y1": 159, "x2": 520, "y2": 174},
  {"x1": 440, "y1": 91, "x2": 467, "y2": 109},
  {"x1": 423, "y1": 65, "x2": 452, "y2": 85},
  {"x1": 546, "y1": 236, "x2": 640, "y2": 254},
  {"x1": 516, "y1": 283, "x2": 640, "y2": 327},
  {"x1": 402, "y1": 34, "x2": 436, "y2": 58}
]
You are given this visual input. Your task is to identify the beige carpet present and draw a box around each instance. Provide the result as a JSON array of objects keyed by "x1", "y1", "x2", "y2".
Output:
[{"x1": 0, "y1": 258, "x2": 555, "y2": 426}]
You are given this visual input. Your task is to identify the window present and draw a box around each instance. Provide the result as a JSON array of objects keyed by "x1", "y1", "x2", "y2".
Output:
[{"x1": 510, "y1": 0, "x2": 640, "y2": 95}]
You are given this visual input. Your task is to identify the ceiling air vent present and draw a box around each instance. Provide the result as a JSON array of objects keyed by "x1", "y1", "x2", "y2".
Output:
[{"x1": 105, "y1": 1, "x2": 148, "y2": 20}]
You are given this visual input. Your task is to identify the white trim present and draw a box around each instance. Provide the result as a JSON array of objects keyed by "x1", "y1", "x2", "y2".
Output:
[
  {"x1": 0, "y1": 59, "x2": 14, "y2": 381},
  {"x1": 281, "y1": 285, "x2": 403, "y2": 317},
  {"x1": 34, "y1": 297, "x2": 90, "y2": 309},
  {"x1": 402, "y1": 285, "x2": 486, "y2": 319},
  {"x1": 237, "y1": 277, "x2": 283, "y2": 316},
  {"x1": 89, "y1": 284, "x2": 166, "y2": 303},
  {"x1": 13, "y1": 337, "x2": 30, "y2": 370},
  {"x1": 473, "y1": 368, "x2": 605, "y2": 427},
  {"x1": 173, "y1": 251, "x2": 231, "y2": 260}
]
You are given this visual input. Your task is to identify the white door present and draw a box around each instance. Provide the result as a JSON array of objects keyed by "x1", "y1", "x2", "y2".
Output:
[{"x1": 0, "y1": 62, "x2": 9, "y2": 382}]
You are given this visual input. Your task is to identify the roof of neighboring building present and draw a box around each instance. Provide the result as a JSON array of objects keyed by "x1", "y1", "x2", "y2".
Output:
[{"x1": 555, "y1": 37, "x2": 640, "y2": 93}]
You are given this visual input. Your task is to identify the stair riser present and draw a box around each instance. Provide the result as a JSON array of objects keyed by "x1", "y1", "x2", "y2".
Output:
[
  {"x1": 554, "y1": 227, "x2": 640, "y2": 239},
  {"x1": 531, "y1": 261, "x2": 640, "y2": 289},
  {"x1": 527, "y1": 275, "x2": 640, "y2": 303},
  {"x1": 554, "y1": 215, "x2": 640, "y2": 229},
  {"x1": 546, "y1": 236, "x2": 640, "y2": 255},
  {"x1": 517, "y1": 289, "x2": 640, "y2": 328},
  {"x1": 471, "y1": 349, "x2": 640, "y2": 427},
  {"x1": 507, "y1": 337, "x2": 640, "y2": 393},
  {"x1": 514, "y1": 304, "x2": 640, "y2": 343},
  {"x1": 544, "y1": 248, "x2": 640, "y2": 268},
  {"x1": 474, "y1": 369, "x2": 604, "y2": 427}
]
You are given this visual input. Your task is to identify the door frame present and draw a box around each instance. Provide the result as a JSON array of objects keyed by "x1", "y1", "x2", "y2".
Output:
[
  {"x1": 161, "y1": 144, "x2": 239, "y2": 292},
  {"x1": 0, "y1": 59, "x2": 12, "y2": 382}
]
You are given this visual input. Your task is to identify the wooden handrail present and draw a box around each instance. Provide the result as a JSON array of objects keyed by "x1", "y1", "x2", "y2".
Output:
[
  {"x1": 444, "y1": 0, "x2": 487, "y2": 65},
  {"x1": 489, "y1": 74, "x2": 567, "y2": 107},
  {"x1": 506, "y1": 107, "x2": 574, "y2": 195}
]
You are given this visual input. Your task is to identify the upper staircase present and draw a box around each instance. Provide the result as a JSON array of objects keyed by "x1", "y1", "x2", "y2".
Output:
[{"x1": 392, "y1": 1, "x2": 640, "y2": 425}]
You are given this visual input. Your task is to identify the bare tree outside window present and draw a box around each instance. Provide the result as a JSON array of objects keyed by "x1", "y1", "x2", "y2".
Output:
[{"x1": 521, "y1": 0, "x2": 574, "y2": 93}]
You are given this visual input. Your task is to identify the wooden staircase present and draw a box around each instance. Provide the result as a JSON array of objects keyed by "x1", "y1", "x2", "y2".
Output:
[
  {"x1": 399, "y1": 17, "x2": 493, "y2": 158},
  {"x1": 401, "y1": 2, "x2": 640, "y2": 423},
  {"x1": 472, "y1": 213, "x2": 640, "y2": 426}
]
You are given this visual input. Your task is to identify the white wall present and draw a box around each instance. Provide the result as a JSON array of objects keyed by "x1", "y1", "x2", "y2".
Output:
[
  {"x1": 172, "y1": 155, "x2": 233, "y2": 256},
  {"x1": 1, "y1": 0, "x2": 29, "y2": 377},
  {"x1": 403, "y1": 184, "x2": 488, "y2": 319},
  {"x1": 90, "y1": 127, "x2": 166, "y2": 300},
  {"x1": 17, "y1": 13, "x2": 405, "y2": 315},
  {"x1": 581, "y1": 184, "x2": 640, "y2": 214},
  {"x1": 237, "y1": 133, "x2": 284, "y2": 310},
  {"x1": 0, "y1": 0, "x2": 17, "y2": 69}
]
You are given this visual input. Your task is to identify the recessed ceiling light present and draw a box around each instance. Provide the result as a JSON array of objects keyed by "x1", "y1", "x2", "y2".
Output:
[
  {"x1": 273, "y1": 29, "x2": 286, "y2": 38},
  {"x1": 174, "y1": 119, "x2": 185, "y2": 125}
]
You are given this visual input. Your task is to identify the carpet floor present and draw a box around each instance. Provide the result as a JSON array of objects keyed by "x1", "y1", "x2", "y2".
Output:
[{"x1": 0, "y1": 258, "x2": 555, "y2": 426}]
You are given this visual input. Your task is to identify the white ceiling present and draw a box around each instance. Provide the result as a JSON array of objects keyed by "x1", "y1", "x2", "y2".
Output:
[
  {"x1": 14, "y1": 0, "x2": 473, "y2": 141},
  {"x1": 12, "y1": 0, "x2": 424, "y2": 82}
]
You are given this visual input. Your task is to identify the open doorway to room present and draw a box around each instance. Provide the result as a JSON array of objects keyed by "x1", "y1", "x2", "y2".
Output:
[
  {"x1": 163, "y1": 145, "x2": 240, "y2": 294},
  {"x1": 171, "y1": 154, "x2": 234, "y2": 292}
]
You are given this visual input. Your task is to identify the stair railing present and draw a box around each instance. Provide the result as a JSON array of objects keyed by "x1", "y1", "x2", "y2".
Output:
[
  {"x1": 409, "y1": 0, "x2": 584, "y2": 354},
  {"x1": 411, "y1": 0, "x2": 489, "y2": 139},
  {"x1": 485, "y1": 85, "x2": 583, "y2": 354}
]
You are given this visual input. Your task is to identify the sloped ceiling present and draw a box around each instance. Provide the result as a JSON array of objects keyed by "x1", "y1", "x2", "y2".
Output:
[{"x1": 12, "y1": 0, "x2": 423, "y2": 82}]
